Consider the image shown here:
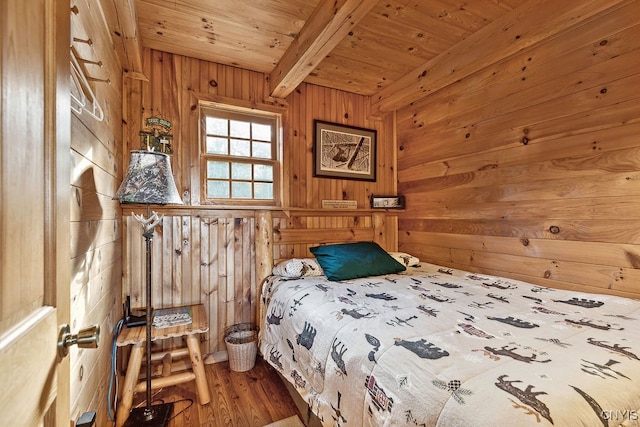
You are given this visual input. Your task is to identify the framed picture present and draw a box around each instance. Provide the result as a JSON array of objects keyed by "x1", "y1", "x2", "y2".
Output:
[
  {"x1": 314, "y1": 120, "x2": 376, "y2": 181},
  {"x1": 371, "y1": 195, "x2": 405, "y2": 209}
]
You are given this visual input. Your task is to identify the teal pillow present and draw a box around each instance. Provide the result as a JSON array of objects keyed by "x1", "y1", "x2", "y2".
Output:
[{"x1": 309, "y1": 242, "x2": 406, "y2": 281}]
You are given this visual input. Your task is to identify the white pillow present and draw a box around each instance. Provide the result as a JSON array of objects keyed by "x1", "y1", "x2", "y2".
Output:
[
  {"x1": 272, "y1": 258, "x2": 324, "y2": 278},
  {"x1": 388, "y1": 252, "x2": 420, "y2": 267}
]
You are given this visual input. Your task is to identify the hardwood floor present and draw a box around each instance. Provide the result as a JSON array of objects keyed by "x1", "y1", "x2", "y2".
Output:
[{"x1": 126, "y1": 357, "x2": 301, "y2": 426}]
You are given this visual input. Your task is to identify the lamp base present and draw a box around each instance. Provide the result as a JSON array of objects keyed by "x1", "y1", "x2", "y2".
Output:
[{"x1": 123, "y1": 402, "x2": 174, "y2": 427}]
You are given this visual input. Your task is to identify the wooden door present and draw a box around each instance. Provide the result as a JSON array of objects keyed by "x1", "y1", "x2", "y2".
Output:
[{"x1": 0, "y1": 0, "x2": 71, "y2": 426}]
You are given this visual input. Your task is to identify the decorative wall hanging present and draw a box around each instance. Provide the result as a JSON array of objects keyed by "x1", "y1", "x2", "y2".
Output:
[
  {"x1": 371, "y1": 195, "x2": 405, "y2": 209},
  {"x1": 140, "y1": 117, "x2": 174, "y2": 154},
  {"x1": 313, "y1": 120, "x2": 376, "y2": 181}
]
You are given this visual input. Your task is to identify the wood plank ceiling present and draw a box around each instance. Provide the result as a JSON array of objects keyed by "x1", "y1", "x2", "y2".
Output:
[{"x1": 109, "y1": 0, "x2": 611, "y2": 113}]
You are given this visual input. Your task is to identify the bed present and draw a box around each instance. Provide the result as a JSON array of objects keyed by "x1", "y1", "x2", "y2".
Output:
[{"x1": 258, "y1": 242, "x2": 640, "y2": 426}]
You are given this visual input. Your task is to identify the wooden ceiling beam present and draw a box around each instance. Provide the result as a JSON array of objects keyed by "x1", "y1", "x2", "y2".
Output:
[
  {"x1": 371, "y1": 0, "x2": 633, "y2": 114},
  {"x1": 269, "y1": 0, "x2": 378, "y2": 98},
  {"x1": 105, "y1": 0, "x2": 146, "y2": 79}
]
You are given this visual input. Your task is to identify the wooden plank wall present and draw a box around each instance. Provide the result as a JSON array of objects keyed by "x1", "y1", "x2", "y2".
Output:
[
  {"x1": 396, "y1": 2, "x2": 640, "y2": 299},
  {"x1": 69, "y1": 0, "x2": 124, "y2": 425},
  {"x1": 122, "y1": 49, "x2": 399, "y2": 358},
  {"x1": 124, "y1": 208, "x2": 393, "y2": 358},
  {"x1": 124, "y1": 209, "x2": 256, "y2": 356},
  {"x1": 272, "y1": 210, "x2": 393, "y2": 262}
]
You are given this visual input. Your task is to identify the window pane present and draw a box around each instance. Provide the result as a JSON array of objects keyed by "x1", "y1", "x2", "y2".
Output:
[
  {"x1": 230, "y1": 120, "x2": 250, "y2": 138},
  {"x1": 232, "y1": 162, "x2": 252, "y2": 180},
  {"x1": 202, "y1": 107, "x2": 278, "y2": 203},
  {"x1": 206, "y1": 136, "x2": 228, "y2": 154},
  {"x1": 252, "y1": 123, "x2": 271, "y2": 141},
  {"x1": 207, "y1": 161, "x2": 229, "y2": 179},
  {"x1": 230, "y1": 139, "x2": 250, "y2": 157},
  {"x1": 254, "y1": 182, "x2": 273, "y2": 199},
  {"x1": 232, "y1": 182, "x2": 252, "y2": 198},
  {"x1": 253, "y1": 141, "x2": 272, "y2": 159},
  {"x1": 206, "y1": 117, "x2": 228, "y2": 136},
  {"x1": 254, "y1": 164, "x2": 272, "y2": 181},
  {"x1": 207, "y1": 180, "x2": 229, "y2": 198}
]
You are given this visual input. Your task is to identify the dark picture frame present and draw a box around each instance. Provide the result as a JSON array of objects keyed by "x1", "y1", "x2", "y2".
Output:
[
  {"x1": 371, "y1": 195, "x2": 405, "y2": 209},
  {"x1": 313, "y1": 120, "x2": 376, "y2": 181}
]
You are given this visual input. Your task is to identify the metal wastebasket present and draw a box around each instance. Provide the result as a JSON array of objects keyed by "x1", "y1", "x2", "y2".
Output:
[{"x1": 225, "y1": 323, "x2": 258, "y2": 372}]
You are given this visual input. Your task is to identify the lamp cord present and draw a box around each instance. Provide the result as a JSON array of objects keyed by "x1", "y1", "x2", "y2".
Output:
[{"x1": 108, "y1": 318, "x2": 125, "y2": 422}]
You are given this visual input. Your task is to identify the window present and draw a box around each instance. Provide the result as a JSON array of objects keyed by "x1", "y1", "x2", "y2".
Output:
[{"x1": 201, "y1": 106, "x2": 280, "y2": 205}]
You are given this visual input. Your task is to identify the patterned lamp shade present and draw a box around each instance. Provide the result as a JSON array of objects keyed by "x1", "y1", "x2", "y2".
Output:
[{"x1": 113, "y1": 150, "x2": 183, "y2": 205}]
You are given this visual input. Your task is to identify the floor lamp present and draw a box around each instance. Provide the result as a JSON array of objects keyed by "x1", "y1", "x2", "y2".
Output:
[{"x1": 114, "y1": 150, "x2": 183, "y2": 426}]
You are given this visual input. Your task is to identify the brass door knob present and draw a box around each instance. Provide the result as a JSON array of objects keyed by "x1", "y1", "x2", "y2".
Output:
[{"x1": 57, "y1": 324, "x2": 100, "y2": 359}]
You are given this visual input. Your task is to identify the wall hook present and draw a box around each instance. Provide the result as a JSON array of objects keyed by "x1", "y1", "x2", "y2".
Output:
[{"x1": 73, "y1": 37, "x2": 93, "y2": 46}]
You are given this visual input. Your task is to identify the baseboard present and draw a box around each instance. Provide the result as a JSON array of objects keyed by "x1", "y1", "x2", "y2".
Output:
[{"x1": 204, "y1": 350, "x2": 228, "y2": 364}]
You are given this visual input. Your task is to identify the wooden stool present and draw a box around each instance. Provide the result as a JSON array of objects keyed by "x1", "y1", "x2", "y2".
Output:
[{"x1": 115, "y1": 304, "x2": 211, "y2": 427}]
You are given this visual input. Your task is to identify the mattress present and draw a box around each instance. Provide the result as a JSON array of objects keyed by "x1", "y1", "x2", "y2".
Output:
[{"x1": 258, "y1": 262, "x2": 640, "y2": 426}]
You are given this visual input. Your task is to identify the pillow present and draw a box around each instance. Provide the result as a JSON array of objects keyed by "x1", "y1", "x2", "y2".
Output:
[
  {"x1": 272, "y1": 258, "x2": 324, "y2": 278},
  {"x1": 388, "y1": 252, "x2": 420, "y2": 267},
  {"x1": 309, "y1": 241, "x2": 406, "y2": 281}
]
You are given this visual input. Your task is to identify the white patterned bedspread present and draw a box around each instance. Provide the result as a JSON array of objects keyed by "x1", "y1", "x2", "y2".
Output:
[{"x1": 258, "y1": 262, "x2": 640, "y2": 427}]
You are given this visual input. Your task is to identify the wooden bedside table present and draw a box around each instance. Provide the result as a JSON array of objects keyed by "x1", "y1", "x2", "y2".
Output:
[{"x1": 115, "y1": 303, "x2": 211, "y2": 427}]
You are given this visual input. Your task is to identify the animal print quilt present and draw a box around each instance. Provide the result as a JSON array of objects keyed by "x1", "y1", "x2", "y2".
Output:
[{"x1": 258, "y1": 262, "x2": 640, "y2": 426}]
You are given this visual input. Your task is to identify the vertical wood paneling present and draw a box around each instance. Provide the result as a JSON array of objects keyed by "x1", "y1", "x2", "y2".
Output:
[
  {"x1": 203, "y1": 218, "x2": 217, "y2": 355},
  {"x1": 223, "y1": 218, "x2": 234, "y2": 328},
  {"x1": 396, "y1": 4, "x2": 640, "y2": 299},
  {"x1": 214, "y1": 218, "x2": 227, "y2": 351},
  {"x1": 124, "y1": 209, "x2": 392, "y2": 357}
]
